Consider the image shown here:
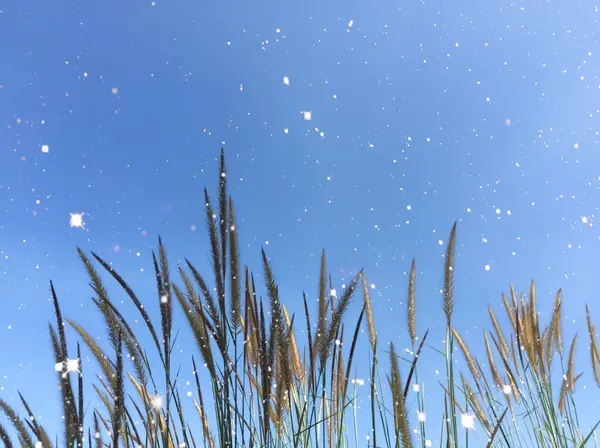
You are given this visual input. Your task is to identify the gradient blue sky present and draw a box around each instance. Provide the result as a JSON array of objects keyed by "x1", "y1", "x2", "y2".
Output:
[{"x1": 1, "y1": 0, "x2": 600, "y2": 444}]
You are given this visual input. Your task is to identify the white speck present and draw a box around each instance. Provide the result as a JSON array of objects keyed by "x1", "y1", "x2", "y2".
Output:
[
  {"x1": 438, "y1": 240, "x2": 443, "y2": 245},
  {"x1": 160, "y1": 295, "x2": 169, "y2": 304},
  {"x1": 327, "y1": 176, "x2": 331, "y2": 181},
  {"x1": 425, "y1": 441, "x2": 432, "y2": 447},
  {"x1": 284, "y1": 128, "x2": 289, "y2": 134},
  {"x1": 412, "y1": 384, "x2": 420, "y2": 392},
  {"x1": 330, "y1": 289, "x2": 337, "y2": 298},
  {"x1": 505, "y1": 119, "x2": 511, "y2": 126},
  {"x1": 265, "y1": 240, "x2": 269, "y2": 245},
  {"x1": 302, "y1": 111, "x2": 312, "y2": 121},
  {"x1": 417, "y1": 411, "x2": 426, "y2": 422},
  {"x1": 466, "y1": 208, "x2": 471, "y2": 213},
  {"x1": 486, "y1": 97, "x2": 491, "y2": 102},
  {"x1": 69, "y1": 213, "x2": 85, "y2": 229},
  {"x1": 574, "y1": 143, "x2": 580, "y2": 149},
  {"x1": 333, "y1": 94, "x2": 337, "y2": 99},
  {"x1": 111, "y1": 87, "x2": 119, "y2": 94},
  {"x1": 495, "y1": 208, "x2": 501, "y2": 215},
  {"x1": 55, "y1": 358, "x2": 80, "y2": 378},
  {"x1": 506, "y1": 210, "x2": 512, "y2": 216},
  {"x1": 276, "y1": 28, "x2": 281, "y2": 33},
  {"x1": 227, "y1": 41, "x2": 231, "y2": 46},
  {"x1": 407, "y1": 205, "x2": 412, "y2": 211},
  {"x1": 8, "y1": 325, "x2": 11, "y2": 330},
  {"x1": 482, "y1": 237, "x2": 488, "y2": 243},
  {"x1": 283, "y1": 76, "x2": 290, "y2": 86},
  {"x1": 582, "y1": 216, "x2": 588, "y2": 224},
  {"x1": 36, "y1": 443, "x2": 43, "y2": 448},
  {"x1": 187, "y1": 391, "x2": 193, "y2": 397},
  {"x1": 455, "y1": 42, "x2": 460, "y2": 47},
  {"x1": 485, "y1": 265, "x2": 491, "y2": 271},
  {"x1": 502, "y1": 384, "x2": 512, "y2": 394},
  {"x1": 348, "y1": 19, "x2": 354, "y2": 27},
  {"x1": 41, "y1": 144, "x2": 50, "y2": 153},
  {"x1": 370, "y1": 283, "x2": 376, "y2": 290},
  {"x1": 151, "y1": 395, "x2": 163, "y2": 410},
  {"x1": 461, "y1": 413, "x2": 475, "y2": 430}
]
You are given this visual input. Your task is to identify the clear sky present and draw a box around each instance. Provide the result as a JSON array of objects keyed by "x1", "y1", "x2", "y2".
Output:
[{"x1": 1, "y1": 0, "x2": 600, "y2": 444}]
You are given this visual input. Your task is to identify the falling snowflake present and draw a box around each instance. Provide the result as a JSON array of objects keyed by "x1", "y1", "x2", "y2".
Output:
[
  {"x1": 582, "y1": 216, "x2": 588, "y2": 224},
  {"x1": 151, "y1": 395, "x2": 163, "y2": 410},
  {"x1": 283, "y1": 76, "x2": 290, "y2": 86},
  {"x1": 330, "y1": 289, "x2": 337, "y2": 298},
  {"x1": 41, "y1": 144, "x2": 50, "y2": 153},
  {"x1": 461, "y1": 413, "x2": 476, "y2": 430},
  {"x1": 111, "y1": 87, "x2": 119, "y2": 94},
  {"x1": 502, "y1": 384, "x2": 512, "y2": 394},
  {"x1": 55, "y1": 358, "x2": 80, "y2": 378},
  {"x1": 352, "y1": 378, "x2": 365, "y2": 386},
  {"x1": 485, "y1": 265, "x2": 491, "y2": 271},
  {"x1": 302, "y1": 111, "x2": 312, "y2": 121},
  {"x1": 412, "y1": 384, "x2": 420, "y2": 392},
  {"x1": 417, "y1": 411, "x2": 426, "y2": 422},
  {"x1": 348, "y1": 19, "x2": 354, "y2": 27},
  {"x1": 69, "y1": 213, "x2": 85, "y2": 229}
]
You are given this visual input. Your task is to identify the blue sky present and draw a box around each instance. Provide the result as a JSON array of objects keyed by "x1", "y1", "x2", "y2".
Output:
[{"x1": 1, "y1": 0, "x2": 600, "y2": 444}]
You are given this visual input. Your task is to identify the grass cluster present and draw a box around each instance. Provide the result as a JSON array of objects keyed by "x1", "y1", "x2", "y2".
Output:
[{"x1": 1, "y1": 149, "x2": 600, "y2": 447}]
